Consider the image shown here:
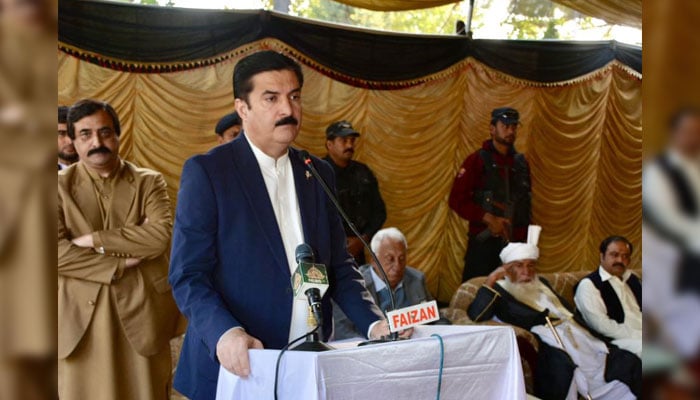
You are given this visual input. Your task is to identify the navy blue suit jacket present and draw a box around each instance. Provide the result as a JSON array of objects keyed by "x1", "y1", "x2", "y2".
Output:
[{"x1": 169, "y1": 134, "x2": 382, "y2": 399}]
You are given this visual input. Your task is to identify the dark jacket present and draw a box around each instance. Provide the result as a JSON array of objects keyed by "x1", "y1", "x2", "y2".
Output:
[
  {"x1": 323, "y1": 156, "x2": 386, "y2": 239},
  {"x1": 170, "y1": 135, "x2": 383, "y2": 400},
  {"x1": 448, "y1": 139, "x2": 531, "y2": 241},
  {"x1": 467, "y1": 278, "x2": 641, "y2": 400}
]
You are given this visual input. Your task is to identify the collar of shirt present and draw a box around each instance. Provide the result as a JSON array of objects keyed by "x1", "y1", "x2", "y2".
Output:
[
  {"x1": 81, "y1": 158, "x2": 123, "y2": 182},
  {"x1": 246, "y1": 137, "x2": 309, "y2": 342},
  {"x1": 248, "y1": 136, "x2": 290, "y2": 171},
  {"x1": 369, "y1": 266, "x2": 403, "y2": 293},
  {"x1": 667, "y1": 148, "x2": 700, "y2": 169},
  {"x1": 598, "y1": 265, "x2": 631, "y2": 283}
]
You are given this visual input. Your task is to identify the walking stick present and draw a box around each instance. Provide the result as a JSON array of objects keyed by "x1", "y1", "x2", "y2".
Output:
[{"x1": 545, "y1": 316, "x2": 594, "y2": 400}]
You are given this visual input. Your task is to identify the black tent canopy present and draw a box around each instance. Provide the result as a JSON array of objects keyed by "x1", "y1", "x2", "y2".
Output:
[{"x1": 59, "y1": 0, "x2": 641, "y2": 84}]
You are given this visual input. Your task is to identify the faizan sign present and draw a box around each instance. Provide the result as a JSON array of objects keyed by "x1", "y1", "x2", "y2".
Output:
[{"x1": 386, "y1": 300, "x2": 440, "y2": 332}]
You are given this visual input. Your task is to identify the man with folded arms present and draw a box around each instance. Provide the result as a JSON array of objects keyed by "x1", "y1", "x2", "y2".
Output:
[{"x1": 58, "y1": 99, "x2": 180, "y2": 400}]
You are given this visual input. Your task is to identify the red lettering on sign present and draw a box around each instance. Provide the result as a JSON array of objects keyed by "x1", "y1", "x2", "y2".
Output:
[
  {"x1": 427, "y1": 306, "x2": 437, "y2": 319},
  {"x1": 419, "y1": 308, "x2": 428, "y2": 321}
]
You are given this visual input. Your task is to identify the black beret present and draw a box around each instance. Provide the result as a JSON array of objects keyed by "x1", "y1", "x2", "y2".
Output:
[{"x1": 215, "y1": 112, "x2": 242, "y2": 135}]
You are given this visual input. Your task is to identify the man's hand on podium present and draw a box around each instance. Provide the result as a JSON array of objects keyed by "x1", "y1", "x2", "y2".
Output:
[
  {"x1": 369, "y1": 319, "x2": 413, "y2": 340},
  {"x1": 216, "y1": 328, "x2": 264, "y2": 377}
]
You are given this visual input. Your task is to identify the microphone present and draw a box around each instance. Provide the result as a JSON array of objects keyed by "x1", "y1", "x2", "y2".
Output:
[
  {"x1": 290, "y1": 243, "x2": 333, "y2": 352},
  {"x1": 298, "y1": 150, "x2": 399, "y2": 342},
  {"x1": 292, "y1": 243, "x2": 328, "y2": 327}
]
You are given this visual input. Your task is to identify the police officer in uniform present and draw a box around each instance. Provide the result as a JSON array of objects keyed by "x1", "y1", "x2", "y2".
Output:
[
  {"x1": 449, "y1": 107, "x2": 531, "y2": 282},
  {"x1": 324, "y1": 120, "x2": 387, "y2": 264}
]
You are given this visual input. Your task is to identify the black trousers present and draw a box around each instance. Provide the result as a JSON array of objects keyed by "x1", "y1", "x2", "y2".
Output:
[{"x1": 462, "y1": 234, "x2": 507, "y2": 282}]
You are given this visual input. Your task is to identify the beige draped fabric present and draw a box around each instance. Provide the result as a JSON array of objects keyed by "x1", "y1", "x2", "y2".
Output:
[
  {"x1": 331, "y1": 0, "x2": 641, "y2": 28},
  {"x1": 329, "y1": 0, "x2": 458, "y2": 12},
  {"x1": 643, "y1": 0, "x2": 700, "y2": 156},
  {"x1": 551, "y1": 0, "x2": 641, "y2": 28},
  {"x1": 58, "y1": 40, "x2": 641, "y2": 303}
]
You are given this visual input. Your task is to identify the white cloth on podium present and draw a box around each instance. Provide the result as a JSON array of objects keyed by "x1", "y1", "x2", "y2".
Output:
[{"x1": 216, "y1": 325, "x2": 526, "y2": 400}]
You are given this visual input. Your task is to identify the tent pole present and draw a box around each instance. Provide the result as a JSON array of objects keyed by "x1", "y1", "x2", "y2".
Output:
[{"x1": 466, "y1": 0, "x2": 476, "y2": 39}]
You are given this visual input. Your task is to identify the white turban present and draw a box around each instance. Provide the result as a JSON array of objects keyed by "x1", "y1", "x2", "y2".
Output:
[{"x1": 499, "y1": 242, "x2": 539, "y2": 264}]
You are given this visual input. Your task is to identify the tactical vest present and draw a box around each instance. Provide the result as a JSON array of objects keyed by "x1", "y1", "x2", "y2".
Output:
[
  {"x1": 473, "y1": 149, "x2": 531, "y2": 226},
  {"x1": 584, "y1": 271, "x2": 642, "y2": 324}
]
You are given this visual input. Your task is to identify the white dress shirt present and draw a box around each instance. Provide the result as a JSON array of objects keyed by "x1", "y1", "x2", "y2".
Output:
[
  {"x1": 643, "y1": 149, "x2": 700, "y2": 252},
  {"x1": 574, "y1": 267, "x2": 642, "y2": 357},
  {"x1": 218, "y1": 138, "x2": 309, "y2": 347},
  {"x1": 248, "y1": 140, "x2": 309, "y2": 343},
  {"x1": 643, "y1": 150, "x2": 700, "y2": 357}
]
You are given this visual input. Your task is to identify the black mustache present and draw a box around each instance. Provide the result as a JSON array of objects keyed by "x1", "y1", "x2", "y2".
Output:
[
  {"x1": 87, "y1": 147, "x2": 112, "y2": 156},
  {"x1": 613, "y1": 263, "x2": 626, "y2": 268},
  {"x1": 344, "y1": 148, "x2": 354, "y2": 154},
  {"x1": 275, "y1": 116, "x2": 298, "y2": 127}
]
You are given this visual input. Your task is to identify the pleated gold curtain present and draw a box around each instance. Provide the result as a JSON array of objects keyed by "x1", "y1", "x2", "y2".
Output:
[
  {"x1": 331, "y1": 0, "x2": 641, "y2": 28},
  {"x1": 544, "y1": 0, "x2": 640, "y2": 28},
  {"x1": 58, "y1": 40, "x2": 642, "y2": 303}
]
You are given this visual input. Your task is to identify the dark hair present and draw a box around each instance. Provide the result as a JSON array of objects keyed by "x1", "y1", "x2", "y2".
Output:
[
  {"x1": 58, "y1": 105, "x2": 69, "y2": 124},
  {"x1": 599, "y1": 235, "x2": 633, "y2": 255},
  {"x1": 67, "y1": 99, "x2": 121, "y2": 140},
  {"x1": 232, "y1": 51, "x2": 303, "y2": 105},
  {"x1": 669, "y1": 105, "x2": 700, "y2": 133}
]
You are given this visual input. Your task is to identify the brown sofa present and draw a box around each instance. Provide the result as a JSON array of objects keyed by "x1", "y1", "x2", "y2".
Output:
[{"x1": 441, "y1": 269, "x2": 642, "y2": 394}]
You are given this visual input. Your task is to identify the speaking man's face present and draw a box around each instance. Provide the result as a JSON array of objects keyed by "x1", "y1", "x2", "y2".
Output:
[{"x1": 236, "y1": 69, "x2": 301, "y2": 156}]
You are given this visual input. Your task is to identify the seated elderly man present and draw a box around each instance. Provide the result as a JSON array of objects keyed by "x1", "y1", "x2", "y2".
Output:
[
  {"x1": 575, "y1": 236, "x2": 641, "y2": 358},
  {"x1": 333, "y1": 227, "x2": 434, "y2": 339},
  {"x1": 467, "y1": 242, "x2": 640, "y2": 400}
]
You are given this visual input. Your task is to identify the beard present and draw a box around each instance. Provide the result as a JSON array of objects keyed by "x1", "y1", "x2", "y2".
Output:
[
  {"x1": 58, "y1": 151, "x2": 79, "y2": 163},
  {"x1": 494, "y1": 135, "x2": 514, "y2": 146},
  {"x1": 503, "y1": 276, "x2": 542, "y2": 303}
]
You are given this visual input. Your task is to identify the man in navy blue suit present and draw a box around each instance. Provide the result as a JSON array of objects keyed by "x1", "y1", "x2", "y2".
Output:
[{"x1": 169, "y1": 51, "x2": 398, "y2": 399}]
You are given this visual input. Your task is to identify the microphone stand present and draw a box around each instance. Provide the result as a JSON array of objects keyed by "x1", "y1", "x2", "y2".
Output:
[
  {"x1": 291, "y1": 245, "x2": 334, "y2": 352},
  {"x1": 299, "y1": 151, "x2": 401, "y2": 344},
  {"x1": 291, "y1": 302, "x2": 334, "y2": 352}
]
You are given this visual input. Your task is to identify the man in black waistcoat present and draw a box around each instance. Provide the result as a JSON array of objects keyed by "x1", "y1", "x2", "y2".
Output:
[
  {"x1": 574, "y1": 236, "x2": 641, "y2": 358},
  {"x1": 468, "y1": 241, "x2": 640, "y2": 400}
]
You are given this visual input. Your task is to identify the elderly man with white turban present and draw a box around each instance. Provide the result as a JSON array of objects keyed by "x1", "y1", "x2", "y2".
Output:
[{"x1": 467, "y1": 241, "x2": 640, "y2": 400}]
